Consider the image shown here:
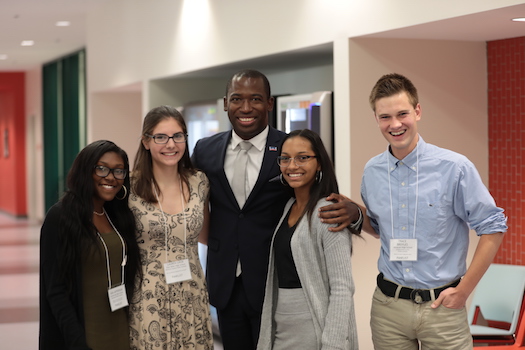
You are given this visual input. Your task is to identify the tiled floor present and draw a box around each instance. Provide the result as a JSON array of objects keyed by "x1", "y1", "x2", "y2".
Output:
[
  {"x1": 0, "y1": 212, "x2": 40, "y2": 349},
  {"x1": 0, "y1": 211, "x2": 223, "y2": 349}
]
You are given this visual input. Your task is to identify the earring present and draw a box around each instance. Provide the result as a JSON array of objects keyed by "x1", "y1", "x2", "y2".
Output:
[
  {"x1": 116, "y1": 185, "x2": 128, "y2": 200},
  {"x1": 316, "y1": 170, "x2": 323, "y2": 184},
  {"x1": 279, "y1": 174, "x2": 289, "y2": 186}
]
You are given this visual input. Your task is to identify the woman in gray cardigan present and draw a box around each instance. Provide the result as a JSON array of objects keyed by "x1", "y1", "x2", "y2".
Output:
[{"x1": 257, "y1": 129, "x2": 360, "y2": 350}]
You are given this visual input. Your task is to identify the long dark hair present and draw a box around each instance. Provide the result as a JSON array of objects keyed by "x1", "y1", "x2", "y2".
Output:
[
  {"x1": 59, "y1": 140, "x2": 141, "y2": 298},
  {"x1": 281, "y1": 129, "x2": 339, "y2": 223},
  {"x1": 132, "y1": 105, "x2": 196, "y2": 203}
]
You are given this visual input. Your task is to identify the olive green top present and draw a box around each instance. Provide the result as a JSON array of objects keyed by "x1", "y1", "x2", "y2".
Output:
[{"x1": 82, "y1": 230, "x2": 129, "y2": 350}]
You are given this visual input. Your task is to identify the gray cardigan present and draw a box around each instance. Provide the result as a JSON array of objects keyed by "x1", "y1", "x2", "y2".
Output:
[{"x1": 257, "y1": 198, "x2": 359, "y2": 350}]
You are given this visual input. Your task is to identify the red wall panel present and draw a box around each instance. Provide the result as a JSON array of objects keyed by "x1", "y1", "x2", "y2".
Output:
[
  {"x1": 488, "y1": 36, "x2": 525, "y2": 265},
  {"x1": 0, "y1": 72, "x2": 26, "y2": 216}
]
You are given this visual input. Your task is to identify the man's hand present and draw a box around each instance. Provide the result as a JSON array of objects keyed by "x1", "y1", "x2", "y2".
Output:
[
  {"x1": 431, "y1": 286, "x2": 468, "y2": 310},
  {"x1": 431, "y1": 232, "x2": 504, "y2": 310},
  {"x1": 318, "y1": 193, "x2": 360, "y2": 232}
]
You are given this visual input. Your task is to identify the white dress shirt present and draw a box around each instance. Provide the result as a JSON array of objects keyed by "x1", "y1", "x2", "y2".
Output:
[{"x1": 225, "y1": 126, "x2": 269, "y2": 198}]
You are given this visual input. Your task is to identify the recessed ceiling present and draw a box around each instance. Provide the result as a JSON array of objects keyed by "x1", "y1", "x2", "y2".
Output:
[
  {"x1": 164, "y1": 4, "x2": 525, "y2": 80},
  {"x1": 0, "y1": 0, "x2": 108, "y2": 71},
  {"x1": 362, "y1": 3, "x2": 525, "y2": 42},
  {"x1": 0, "y1": 1, "x2": 523, "y2": 72}
]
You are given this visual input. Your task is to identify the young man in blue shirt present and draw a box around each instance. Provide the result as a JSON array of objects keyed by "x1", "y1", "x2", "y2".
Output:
[{"x1": 360, "y1": 73, "x2": 507, "y2": 350}]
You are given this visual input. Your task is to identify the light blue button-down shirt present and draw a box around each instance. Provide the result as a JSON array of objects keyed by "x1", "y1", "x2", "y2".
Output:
[{"x1": 361, "y1": 137, "x2": 507, "y2": 289}]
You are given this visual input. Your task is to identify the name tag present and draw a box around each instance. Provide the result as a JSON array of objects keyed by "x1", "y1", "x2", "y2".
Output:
[
  {"x1": 108, "y1": 284, "x2": 129, "y2": 312},
  {"x1": 390, "y1": 239, "x2": 417, "y2": 261},
  {"x1": 164, "y1": 259, "x2": 192, "y2": 284}
]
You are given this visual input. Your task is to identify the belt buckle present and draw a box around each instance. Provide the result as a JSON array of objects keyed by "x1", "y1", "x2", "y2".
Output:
[{"x1": 410, "y1": 289, "x2": 425, "y2": 304}]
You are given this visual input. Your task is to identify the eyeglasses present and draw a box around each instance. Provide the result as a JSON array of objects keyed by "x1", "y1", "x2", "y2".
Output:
[
  {"x1": 145, "y1": 132, "x2": 187, "y2": 144},
  {"x1": 277, "y1": 155, "x2": 317, "y2": 167},
  {"x1": 93, "y1": 165, "x2": 127, "y2": 180}
]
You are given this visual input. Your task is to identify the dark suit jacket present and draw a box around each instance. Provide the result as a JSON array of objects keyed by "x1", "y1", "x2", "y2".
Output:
[{"x1": 192, "y1": 126, "x2": 291, "y2": 313}]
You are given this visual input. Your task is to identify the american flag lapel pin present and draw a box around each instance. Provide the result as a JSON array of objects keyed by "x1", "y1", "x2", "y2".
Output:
[{"x1": 269, "y1": 146, "x2": 278, "y2": 152}]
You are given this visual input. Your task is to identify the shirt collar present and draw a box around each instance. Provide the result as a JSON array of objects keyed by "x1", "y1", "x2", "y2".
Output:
[
  {"x1": 388, "y1": 135, "x2": 426, "y2": 172},
  {"x1": 231, "y1": 126, "x2": 269, "y2": 152}
]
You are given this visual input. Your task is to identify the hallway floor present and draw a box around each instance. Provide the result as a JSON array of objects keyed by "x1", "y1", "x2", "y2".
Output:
[
  {"x1": 0, "y1": 211, "x2": 223, "y2": 349},
  {"x1": 0, "y1": 212, "x2": 40, "y2": 349}
]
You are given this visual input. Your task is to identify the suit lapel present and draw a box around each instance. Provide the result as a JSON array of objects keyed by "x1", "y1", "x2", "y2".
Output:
[{"x1": 214, "y1": 132, "x2": 239, "y2": 206}]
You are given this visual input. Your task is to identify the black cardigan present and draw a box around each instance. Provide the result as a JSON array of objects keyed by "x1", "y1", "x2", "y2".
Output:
[{"x1": 39, "y1": 203, "x2": 91, "y2": 350}]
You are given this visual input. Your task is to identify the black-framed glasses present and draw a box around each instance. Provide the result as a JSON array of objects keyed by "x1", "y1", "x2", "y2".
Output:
[
  {"x1": 277, "y1": 155, "x2": 317, "y2": 167},
  {"x1": 93, "y1": 165, "x2": 127, "y2": 180},
  {"x1": 145, "y1": 132, "x2": 187, "y2": 144}
]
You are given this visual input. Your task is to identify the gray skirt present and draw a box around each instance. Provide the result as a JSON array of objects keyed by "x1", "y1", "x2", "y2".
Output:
[{"x1": 273, "y1": 288, "x2": 318, "y2": 350}]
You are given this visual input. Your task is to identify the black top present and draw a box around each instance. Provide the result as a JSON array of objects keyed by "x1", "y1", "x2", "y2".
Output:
[
  {"x1": 273, "y1": 208, "x2": 302, "y2": 289},
  {"x1": 39, "y1": 203, "x2": 130, "y2": 350},
  {"x1": 39, "y1": 203, "x2": 90, "y2": 349}
]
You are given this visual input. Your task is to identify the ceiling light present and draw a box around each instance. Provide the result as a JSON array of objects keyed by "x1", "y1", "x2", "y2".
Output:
[
  {"x1": 0, "y1": 54, "x2": 7, "y2": 60},
  {"x1": 56, "y1": 21, "x2": 71, "y2": 27},
  {"x1": 21, "y1": 40, "x2": 34, "y2": 46},
  {"x1": 511, "y1": 17, "x2": 525, "y2": 22}
]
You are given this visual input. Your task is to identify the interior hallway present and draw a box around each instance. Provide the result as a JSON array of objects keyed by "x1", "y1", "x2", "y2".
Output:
[{"x1": 0, "y1": 211, "x2": 223, "y2": 349}]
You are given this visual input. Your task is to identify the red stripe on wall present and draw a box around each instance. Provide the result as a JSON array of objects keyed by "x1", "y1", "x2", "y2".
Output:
[
  {"x1": 488, "y1": 36, "x2": 525, "y2": 265},
  {"x1": 0, "y1": 72, "x2": 26, "y2": 216}
]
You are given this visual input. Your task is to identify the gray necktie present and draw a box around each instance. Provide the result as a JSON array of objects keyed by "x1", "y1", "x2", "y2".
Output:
[{"x1": 232, "y1": 141, "x2": 252, "y2": 208}]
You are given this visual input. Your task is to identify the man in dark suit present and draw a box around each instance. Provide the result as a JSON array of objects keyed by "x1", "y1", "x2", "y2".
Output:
[{"x1": 192, "y1": 69, "x2": 359, "y2": 350}]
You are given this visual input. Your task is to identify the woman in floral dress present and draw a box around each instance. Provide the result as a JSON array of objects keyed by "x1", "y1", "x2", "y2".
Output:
[{"x1": 129, "y1": 105, "x2": 213, "y2": 350}]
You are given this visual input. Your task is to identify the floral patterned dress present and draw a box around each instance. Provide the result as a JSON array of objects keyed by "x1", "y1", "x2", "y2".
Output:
[{"x1": 129, "y1": 171, "x2": 213, "y2": 350}]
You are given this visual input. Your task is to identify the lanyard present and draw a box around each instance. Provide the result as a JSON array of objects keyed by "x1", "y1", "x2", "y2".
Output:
[
  {"x1": 96, "y1": 212, "x2": 127, "y2": 289},
  {"x1": 153, "y1": 179, "x2": 188, "y2": 263},
  {"x1": 387, "y1": 145, "x2": 419, "y2": 239}
]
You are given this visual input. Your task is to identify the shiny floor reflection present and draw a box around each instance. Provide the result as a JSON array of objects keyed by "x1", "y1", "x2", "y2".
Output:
[{"x1": 0, "y1": 212, "x2": 39, "y2": 349}]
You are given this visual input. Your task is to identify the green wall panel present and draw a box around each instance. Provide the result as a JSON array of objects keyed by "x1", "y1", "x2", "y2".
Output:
[{"x1": 43, "y1": 50, "x2": 86, "y2": 211}]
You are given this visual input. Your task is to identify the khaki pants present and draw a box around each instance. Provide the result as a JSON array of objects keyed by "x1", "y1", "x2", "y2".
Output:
[{"x1": 370, "y1": 287, "x2": 473, "y2": 350}]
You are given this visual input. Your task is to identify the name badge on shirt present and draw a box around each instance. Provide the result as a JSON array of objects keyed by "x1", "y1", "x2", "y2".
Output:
[
  {"x1": 164, "y1": 259, "x2": 192, "y2": 284},
  {"x1": 390, "y1": 239, "x2": 418, "y2": 261},
  {"x1": 108, "y1": 284, "x2": 129, "y2": 312}
]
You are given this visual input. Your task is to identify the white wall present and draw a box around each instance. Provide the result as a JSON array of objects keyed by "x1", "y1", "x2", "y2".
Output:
[
  {"x1": 25, "y1": 67, "x2": 44, "y2": 222},
  {"x1": 90, "y1": 91, "x2": 143, "y2": 166},
  {"x1": 86, "y1": 0, "x2": 520, "y2": 92},
  {"x1": 148, "y1": 77, "x2": 227, "y2": 110},
  {"x1": 267, "y1": 64, "x2": 334, "y2": 96}
]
